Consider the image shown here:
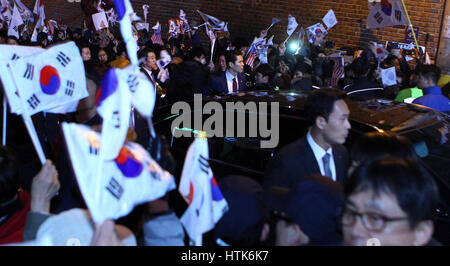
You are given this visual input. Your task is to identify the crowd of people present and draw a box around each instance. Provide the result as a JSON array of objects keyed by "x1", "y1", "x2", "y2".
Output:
[{"x1": 0, "y1": 6, "x2": 449, "y2": 246}]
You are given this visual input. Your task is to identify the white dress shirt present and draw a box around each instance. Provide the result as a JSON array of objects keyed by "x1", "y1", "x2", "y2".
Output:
[
  {"x1": 225, "y1": 70, "x2": 238, "y2": 94},
  {"x1": 306, "y1": 131, "x2": 337, "y2": 181}
]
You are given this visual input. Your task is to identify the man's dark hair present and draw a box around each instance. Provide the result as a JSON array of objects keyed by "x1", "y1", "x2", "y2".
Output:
[
  {"x1": 340, "y1": 46, "x2": 355, "y2": 57},
  {"x1": 6, "y1": 35, "x2": 18, "y2": 43},
  {"x1": 345, "y1": 157, "x2": 439, "y2": 229},
  {"x1": 138, "y1": 47, "x2": 155, "y2": 59},
  {"x1": 0, "y1": 29, "x2": 7, "y2": 42},
  {"x1": 351, "y1": 132, "x2": 418, "y2": 165},
  {"x1": 0, "y1": 147, "x2": 19, "y2": 203},
  {"x1": 304, "y1": 88, "x2": 346, "y2": 127},
  {"x1": 350, "y1": 57, "x2": 372, "y2": 77},
  {"x1": 255, "y1": 64, "x2": 275, "y2": 81},
  {"x1": 37, "y1": 32, "x2": 48, "y2": 44},
  {"x1": 294, "y1": 63, "x2": 312, "y2": 76},
  {"x1": 116, "y1": 42, "x2": 128, "y2": 58},
  {"x1": 416, "y1": 64, "x2": 441, "y2": 85},
  {"x1": 224, "y1": 51, "x2": 241, "y2": 67},
  {"x1": 187, "y1": 46, "x2": 205, "y2": 61},
  {"x1": 77, "y1": 41, "x2": 91, "y2": 53}
]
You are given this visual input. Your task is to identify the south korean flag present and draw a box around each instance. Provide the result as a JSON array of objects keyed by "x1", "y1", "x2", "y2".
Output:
[{"x1": 0, "y1": 41, "x2": 88, "y2": 116}]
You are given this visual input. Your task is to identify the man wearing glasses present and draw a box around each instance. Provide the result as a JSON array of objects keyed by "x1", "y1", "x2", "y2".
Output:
[{"x1": 341, "y1": 157, "x2": 440, "y2": 246}]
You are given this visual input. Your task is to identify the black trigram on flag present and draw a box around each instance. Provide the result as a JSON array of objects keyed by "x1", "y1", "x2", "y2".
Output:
[
  {"x1": 198, "y1": 155, "x2": 210, "y2": 175},
  {"x1": 11, "y1": 54, "x2": 20, "y2": 61},
  {"x1": 23, "y1": 63, "x2": 34, "y2": 80},
  {"x1": 395, "y1": 10, "x2": 402, "y2": 22},
  {"x1": 88, "y1": 142, "x2": 99, "y2": 155},
  {"x1": 112, "y1": 111, "x2": 120, "y2": 129},
  {"x1": 105, "y1": 177, "x2": 124, "y2": 200},
  {"x1": 374, "y1": 12, "x2": 384, "y2": 24},
  {"x1": 56, "y1": 51, "x2": 71, "y2": 67},
  {"x1": 65, "y1": 80, "x2": 75, "y2": 96},
  {"x1": 12, "y1": 25, "x2": 18, "y2": 32},
  {"x1": 27, "y1": 94, "x2": 40, "y2": 109},
  {"x1": 127, "y1": 74, "x2": 139, "y2": 93}
]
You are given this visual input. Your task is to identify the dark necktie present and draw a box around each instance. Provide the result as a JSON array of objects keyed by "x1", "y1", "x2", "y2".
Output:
[
  {"x1": 233, "y1": 77, "x2": 238, "y2": 92},
  {"x1": 322, "y1": 153, "x2": 332, "y2": 179}
]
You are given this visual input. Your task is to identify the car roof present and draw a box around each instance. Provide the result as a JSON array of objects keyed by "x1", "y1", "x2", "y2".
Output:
[{"x1": 204, "y1": 90, "x2": 449, "y2": 134}]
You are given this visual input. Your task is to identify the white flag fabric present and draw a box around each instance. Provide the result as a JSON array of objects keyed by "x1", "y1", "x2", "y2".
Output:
[
  {"x1": 381, "y1": 66, "x2": 397, "y2": 87},
  {"x1": 92, "y1": 12, "x2": 109, "y2": 31},
  {"x1": 135, "y1": 22, "x2": 149, "y2": 31},
  {"x1": 96, "y1": 0, "x2": 106, "y2": 12},
  {"x1": 13, "y1": 0, "x2": 33, "y2": 23},
  {"x1": 31, "y1": 3, "x2": 45, "y2": 42},
  {"x1": 371, "y1": 42, "x2": 389, "y2": 61},
  {"x1": 180, "y1": 9, "x2": 191, "y2": 33},
  {"x1": 179, "y1": 135, "x2": 228, "y2": 244},
  {"x1": 0, "y1": 44, "x2": 42, "y2": 111},
  {"x1": 257, "y1": 36, "x2": 273, "y2": 64},
  {"x1": 425, "y1": 52, "x2": 432, "y2": 65},
  {"x1": 105, "y1": 8, "x2": 118, "y2": 25},
  {"x1": 62, "y1": 122, "x2": 176, "y2": 223},
  {"x1": 205, "y1": 23, "x2": 215, "y2": 43},
  {"x1": 323, "y1": 9, "x2": 338, "y2": 29},
  {"x1": 286, "y1": 14, "x2": 298, "y2": 37},
  {"x1": 197, "y1": 10, "x2": 226, "y2": 31},
  {"x1": 270, "y1": 17, "x2": 281, "y2": 29},
  {"x1": 33, "y1": 0, "x2": 42, "y2": 15},
  {"x1": 142, "y1": 4, "x2": 149, "y2": 22},
  {"x1": 113, "y1": 0, "x2": 139, "y2": 65},
  {"x1": 0, "y1": 1, "x2": 12, "y2": 24},
  {"x1": 306, "y1": 23, "x2": 328, "y2": 43},
  {"x1": 96, "y1": 65, "x2": 155, "y2": 160},
  {"x1": 96, "y1": 68, "x2": 131, "y2": 161},
  {"x1": 0, "y1": 42, "x2": 88, "y2": 116},
  {"x1": 367, "y1": 0, "x2": 408, "y2": 29},
  {"x1": 7, "y1": 3, "x2": 23, "y2": 39}
]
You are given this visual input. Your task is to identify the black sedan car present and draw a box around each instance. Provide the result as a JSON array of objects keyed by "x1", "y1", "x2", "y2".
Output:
[{"x1": 152, "y1": 90, "x2": 450, "y2": 245}]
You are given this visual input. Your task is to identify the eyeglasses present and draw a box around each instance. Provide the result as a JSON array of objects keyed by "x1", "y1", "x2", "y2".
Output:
[{"x1": 340, "y1": 207, "x2": 409, "y2": 232}]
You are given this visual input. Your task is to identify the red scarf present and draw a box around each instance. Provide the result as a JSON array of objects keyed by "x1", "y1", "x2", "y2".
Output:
[{"x1": 0, "y1": 190, "x2": 31, "y2": 245}]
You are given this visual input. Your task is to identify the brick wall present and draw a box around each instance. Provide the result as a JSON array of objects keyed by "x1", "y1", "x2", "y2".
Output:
[
  {"x1": 21, "y1": 0, "x2": 85, "y2": 29},
  {"x1": 21, "y1": 0, "x2": 445, "y2": 60}
]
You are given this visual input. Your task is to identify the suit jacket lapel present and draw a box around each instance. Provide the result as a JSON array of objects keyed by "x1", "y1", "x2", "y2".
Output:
[{"x1": 302, "y1": 138, "x2": 321, "y2": 174}]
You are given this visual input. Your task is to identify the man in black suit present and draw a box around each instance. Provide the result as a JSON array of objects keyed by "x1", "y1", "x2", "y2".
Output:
[
  {"x1": 203, "y1": 51, "x2": 247, "y2": 96},
  {"x1": 140, "y1": 48, "x2": 159, "y2": 93},
  {"x1": 263, "y1": 88, "x2": 351, "y2": 188},
  {"x1": 167, "y1": 47, "x2": 209, "y2": 103}
]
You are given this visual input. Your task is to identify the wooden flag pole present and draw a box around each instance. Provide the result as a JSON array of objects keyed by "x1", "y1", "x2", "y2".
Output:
[{"x1": 400, "y1": 0, "x2": 421, "y2": 57}]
